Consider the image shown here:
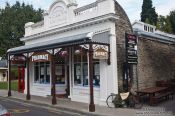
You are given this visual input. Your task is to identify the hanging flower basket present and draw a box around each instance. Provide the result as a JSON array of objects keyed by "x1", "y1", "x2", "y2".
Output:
[{"x1": 59, "y1": 51, "x2": 68, "y2": 57}]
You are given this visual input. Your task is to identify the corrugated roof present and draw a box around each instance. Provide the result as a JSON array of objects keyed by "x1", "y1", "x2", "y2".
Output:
[
  {"x1": 7, "y1": 32, "x2": 110, "y2": 55},
  {"x1": 134, "y1": 29, "x2": 175, "y2": 43}
]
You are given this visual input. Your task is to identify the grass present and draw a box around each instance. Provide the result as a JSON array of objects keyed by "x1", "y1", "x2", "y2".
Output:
[{"x1": 0, "y1": 80, "x2": 18, "y2": 91}]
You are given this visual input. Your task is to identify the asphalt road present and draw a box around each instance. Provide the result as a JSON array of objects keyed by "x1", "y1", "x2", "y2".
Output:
[{"x1": 0, "y1": 97, "x2": 84, "y2": 116}]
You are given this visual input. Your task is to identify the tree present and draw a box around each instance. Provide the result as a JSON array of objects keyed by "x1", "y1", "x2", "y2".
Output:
[
  {"x1": 169, "y1": 10, "x2": 175, "y2": 34},
  {"x1": 0, "y1": 1, "x2": 43, "y2": 57},
  {"x1": 141, "y1": 0, "x2": 158, "y2": 25}
]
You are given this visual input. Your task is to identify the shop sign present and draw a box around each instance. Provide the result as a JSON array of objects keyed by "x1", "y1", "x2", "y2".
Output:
[
  {"x1": 31, "y1": 52, "x2": 51, "y2": 62},
  {"x1": 93, "y1": 47, "x2": 108, "y2": 59},
  {"x1": 125, "y1": 33, "x2": 138, "y2": 64}
]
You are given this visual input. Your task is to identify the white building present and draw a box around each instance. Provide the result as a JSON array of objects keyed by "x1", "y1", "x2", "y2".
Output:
[
  {"x1": 0, "y1": 60, "x2": 7, "y2": 82},
  {"x1": 7, "y1": 0, "x2": 133, "y2": 110}
]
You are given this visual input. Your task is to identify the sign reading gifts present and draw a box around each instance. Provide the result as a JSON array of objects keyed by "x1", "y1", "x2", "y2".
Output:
[
  {"x1": 31, "y1": 52, "x2": 51, "y2": 62},
  {"x1": 93, "y1": 45, "x2": 108, "y2": 59}
]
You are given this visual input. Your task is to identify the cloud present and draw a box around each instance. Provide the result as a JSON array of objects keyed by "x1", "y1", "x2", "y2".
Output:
[{"x1": 0, "y1": 0, "x2": 175, "y2": 23}]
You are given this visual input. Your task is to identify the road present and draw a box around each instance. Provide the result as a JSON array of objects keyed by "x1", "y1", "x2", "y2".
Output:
[{"x1": 0, "y1": 97, "x2": 84, "y2": 116}]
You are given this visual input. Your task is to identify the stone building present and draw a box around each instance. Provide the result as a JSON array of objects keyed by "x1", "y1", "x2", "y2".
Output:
[{"x1": 132, "y1": 21, "x2": 175, "y2": 90}]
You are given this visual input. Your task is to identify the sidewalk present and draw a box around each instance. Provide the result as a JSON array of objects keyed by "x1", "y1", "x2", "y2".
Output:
[{"x1": 0, "y1": 90, "x2": 174, "y2": 116}]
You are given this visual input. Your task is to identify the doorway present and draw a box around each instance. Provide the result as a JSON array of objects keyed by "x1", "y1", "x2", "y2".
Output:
[{"x1": 18, "y1": 66, "x2": 25, "y2": 93}]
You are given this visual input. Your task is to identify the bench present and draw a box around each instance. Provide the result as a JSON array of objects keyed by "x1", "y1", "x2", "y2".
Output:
[{"x1": 151, "y1": 91, "x2": 174, "y2": 105}]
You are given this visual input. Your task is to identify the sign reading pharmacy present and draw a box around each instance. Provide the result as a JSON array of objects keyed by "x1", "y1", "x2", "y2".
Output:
[
  {"x1": 93, "y1": 47, "x2": 108, "y2": 59},
  {"x1": 31, "y1": 52, "x2": 51, "y2": 62}
]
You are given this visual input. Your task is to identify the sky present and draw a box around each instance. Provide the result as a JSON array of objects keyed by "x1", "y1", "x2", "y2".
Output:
[{"x1": 0, "y1": 0, "x2": 175, "y2": 23}]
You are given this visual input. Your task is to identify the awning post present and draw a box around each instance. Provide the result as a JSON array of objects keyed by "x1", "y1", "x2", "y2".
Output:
[
  {"x1": 26, "y1": 53, "x2": 31, "y2": 100},
  {"x1": 8, "y1": 54, "x2": 11, "y2": 97},
  {"x1": 89, "y1": 43, "x2": 95, "y2": 112},
  {"x1": 51, "y1": 49, "x2": 57, "y2": 105}
]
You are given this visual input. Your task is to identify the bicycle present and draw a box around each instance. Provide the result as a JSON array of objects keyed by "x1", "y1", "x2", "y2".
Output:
[
  {"x1": 106, "y1": 92, "x2": 143, "y2": 109},
  {"x1": 106, "y1": 93, "x2": 118, "y2": 108}
]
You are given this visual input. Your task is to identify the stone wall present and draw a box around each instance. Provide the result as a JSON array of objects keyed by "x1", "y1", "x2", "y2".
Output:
[
  {"x1": 136, "y1": 37, "x2": 175, "y2": 90},
  {"x1": 114, "y1": 1, "x2": 133, "y2": 89},
  {"x1": 114, "y1": 0, "x2": 175, "y2": 91}
]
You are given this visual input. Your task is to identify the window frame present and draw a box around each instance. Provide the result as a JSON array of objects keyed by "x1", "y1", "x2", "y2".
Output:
[
  {"x1": 33, "y1": 62, "x2": 51, "y2": 85},
  {"x1": 73, "y1": 47, "x2": 100, "y2": 87}
]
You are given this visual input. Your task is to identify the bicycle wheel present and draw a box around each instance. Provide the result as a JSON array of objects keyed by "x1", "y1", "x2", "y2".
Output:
[{"x1": 106, "y1": 94, "x2": 116, "y2": 108}]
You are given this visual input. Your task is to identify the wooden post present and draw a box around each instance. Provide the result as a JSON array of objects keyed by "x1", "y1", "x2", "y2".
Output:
[
  {"x1": 51, "y1": 49, "x2": 57, "y2": 105},
  {"x1": 89, "y1": 43, "x2": 95, "y2": 112},
  {"x1": 8, "y1": 54, "x2": 11, "y2": 97},
  {"x1": 26, "y1": 53, "x2": 31, "y2": 100}
]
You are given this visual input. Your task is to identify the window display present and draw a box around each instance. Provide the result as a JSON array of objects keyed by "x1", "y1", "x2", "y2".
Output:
[
  {"x1": 74, "y1": 46, "x2": 100, "y2": 86},
  {"x1": 55, "y1": 64, "x2": 65, "y2": 84},
  {"x1": 34, "y1": 62, "x2": 50, "y2": 84}
]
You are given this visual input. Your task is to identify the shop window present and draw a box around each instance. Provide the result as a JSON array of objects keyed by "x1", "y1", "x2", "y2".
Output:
[
  {"x1": 34, "y1": 62, "x2": 50, "y2": 84},
  {"x1": 55, "y1": 48, "x2": 68, "y2": 85},
  {"x1": 93, "y1": 62, "x2": 100, "y2": 86},
  {"x1": 74, "y1": 46, "x2": 100, "y2": 86},
  {"x1": 55, "y1": 64, "x2": 65, "y2": 84}
]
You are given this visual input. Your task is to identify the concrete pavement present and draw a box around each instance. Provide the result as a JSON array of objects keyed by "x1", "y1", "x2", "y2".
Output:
[{"x1": 0, "y1": 90, "x2": 175, "y2": 116}]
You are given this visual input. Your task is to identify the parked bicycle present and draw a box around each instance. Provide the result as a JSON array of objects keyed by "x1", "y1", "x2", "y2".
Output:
[{"x1": 106, "y1": 92, "x2": 143, "y2": 109}]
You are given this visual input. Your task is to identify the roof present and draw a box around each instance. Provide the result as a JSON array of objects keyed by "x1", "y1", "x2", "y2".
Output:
[
  {"x1": 133, "y1": 29, "x2": 175, "y2": 44},
  {"x1": 0, "y1": 60, "x2": 7, "y2": 68},
  {"x1": 8, "y1": 32, "x2": 109, "y2": 55}
]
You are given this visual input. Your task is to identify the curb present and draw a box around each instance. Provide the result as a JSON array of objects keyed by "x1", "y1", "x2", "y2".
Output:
[{"x1": 0, "y1": 96, "x2": 104, "y2": 116}]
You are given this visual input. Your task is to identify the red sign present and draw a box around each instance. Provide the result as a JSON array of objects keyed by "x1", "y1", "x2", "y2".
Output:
[{"x1": 31, "y1": 52, "x2": 51, "y2": 62}]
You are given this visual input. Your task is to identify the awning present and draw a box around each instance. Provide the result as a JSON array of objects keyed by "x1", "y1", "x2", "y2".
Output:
[{"x1": 7, "y1": 32, "x2": 110, "y2": 55}]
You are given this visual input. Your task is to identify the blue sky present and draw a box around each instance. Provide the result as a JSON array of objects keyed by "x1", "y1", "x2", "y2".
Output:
[{"x1": 0, "y1": 0, "x2": 175, "y2": 23}]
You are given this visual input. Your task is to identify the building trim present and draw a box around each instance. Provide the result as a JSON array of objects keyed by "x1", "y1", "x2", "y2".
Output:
[{"x1": 21, "y1": 13, "x2": 118, "y2": 41}]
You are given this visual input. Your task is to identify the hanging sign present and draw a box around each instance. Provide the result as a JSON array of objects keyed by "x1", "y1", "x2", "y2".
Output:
[
  {"x1": 125, "y1": 33, "x2": 138, "y2": 64},
  {"x1": 93, "y1": 46, "x2": 108, "y2": 59},
  {"x1": 31, "y1": 52, "x2": 51, "y2": 62}
]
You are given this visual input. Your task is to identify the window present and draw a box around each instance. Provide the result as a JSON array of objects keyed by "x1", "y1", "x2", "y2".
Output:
[
  {"x1": 74, "y1": 46, "x2": 100, "y2": 86},
  {"x1": 55, "y1": 64, "x2": 65, "y2": 84},
  {"x1": 55, "y1": 48, "x2": 68, "y2": 84},
  {"x1": 74, "y1": 46, "x2": 88, "y2": 86},
  {"x1": 147, "y1": 26, "x2": 149, "y2": 32},
  {"x1": 150, "y1": 28, "x2": 153, "y2": 32},
  {"x1": 144, "y1": 25, "x2": 147, "y2": 31},
  {"x1": 34, "y1": 62, "x2": 50, "y2": 84},
  {"x1": 93, "y1": 62, "x2": 100, "y2": 86}
]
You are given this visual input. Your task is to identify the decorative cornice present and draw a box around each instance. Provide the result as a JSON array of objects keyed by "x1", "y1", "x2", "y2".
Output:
[
  {"x1": 31, "y1": 21, "x2": 44, "y2": 28},
  {"x1": 21, "y1": 13, "x2": 118, "y2": 41}
]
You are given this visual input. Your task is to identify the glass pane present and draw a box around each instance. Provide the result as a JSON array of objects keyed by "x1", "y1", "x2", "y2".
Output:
[
  {"x1": 93, "y1": 63, "x2": 100, "y2": 86},
  {"x1": 34, "y1": 64, "x2": 39, "y2": 83},
  {"x1": 74, "y1": 64, "x2": 82, "y2": 85},
  {"x1": 46, "y1": 64, "x2": 50, "y2": 84},
  {"x1": 83, "y1": 63, "x2": 88, "y2": 85},
  {"x1": 55, "y1": 65, "x2": 65, "y2": 84}
]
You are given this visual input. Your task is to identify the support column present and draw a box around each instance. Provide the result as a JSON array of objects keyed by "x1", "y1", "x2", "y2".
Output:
[
  {"x1": 51, "y1": 50, "x2": 57, "y2": 105},
  {"x1": 89, "y1": 43, "x2": 95, "y2": 112},
  {"x1": 26, "y1": 53, "x2": 31, "y2": 100},
  {"x1": 8, "y1": 54, "x2": 11, "y2": 97}
]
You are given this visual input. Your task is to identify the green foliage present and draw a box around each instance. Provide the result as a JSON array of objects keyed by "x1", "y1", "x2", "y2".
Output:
[
  {"x1": 145, "y1": 18, "x2": 151, "y2": 24},
  {"x1": 156, "y1": 10, "x2": 175, "y2": 34},
  {"x1": 0, "y1": 80, "x2": 18, "y2": 91},
  {"x1": 170, "y1": 10, "x2": 175, "y2": 34},
  {"x1": 0, "y1": 1, "x2": 43, "y2": 57},
  {"x1": 141, "y1": 0, "x2": 158, "y2": 25}
]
